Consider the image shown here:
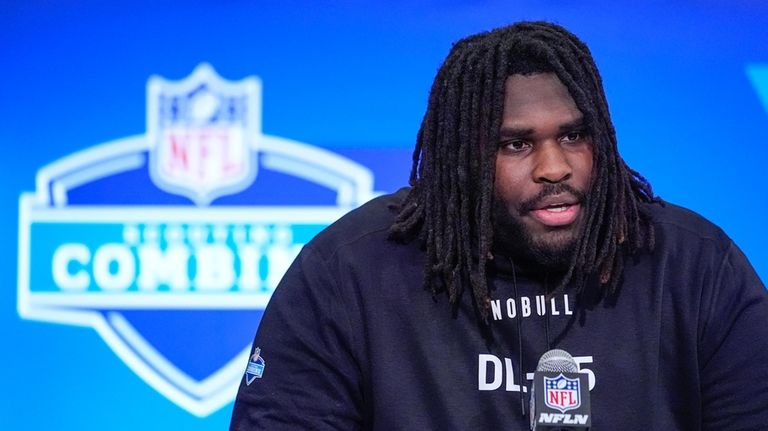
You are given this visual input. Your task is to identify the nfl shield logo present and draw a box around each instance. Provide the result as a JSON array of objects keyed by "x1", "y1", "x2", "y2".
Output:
[
  {"x1": 147, "y1": 63, "x2": 260, "y2": 205},
  {"x1": 544, "y1": 374, "x2": 582, "y2": 413},
  {"x1": 245, "y1": 347, "x2": 265, "y2": 385}
]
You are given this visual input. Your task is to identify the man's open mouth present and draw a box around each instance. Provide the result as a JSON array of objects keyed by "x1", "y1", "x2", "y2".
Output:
[{"x1": 530, "y1": 202, "x2": 580, "y2": 226}]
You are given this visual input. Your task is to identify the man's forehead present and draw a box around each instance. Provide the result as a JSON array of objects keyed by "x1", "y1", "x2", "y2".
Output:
[
  {"x1": 500, "y1": 73, "x2": 583, "y2": 127},
  {"x1": 503, "y1": 73, "x2": 574, "y2": 103}
]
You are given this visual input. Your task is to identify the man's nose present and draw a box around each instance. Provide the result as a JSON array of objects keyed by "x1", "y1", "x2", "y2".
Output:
[{"x1": 533, "y1": 142, "x2": 572, "y2": 183}]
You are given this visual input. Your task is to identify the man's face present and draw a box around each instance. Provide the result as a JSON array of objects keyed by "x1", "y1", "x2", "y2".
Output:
[{"x1": 493, "y1": 73, "x2": 594, "y2": 269}]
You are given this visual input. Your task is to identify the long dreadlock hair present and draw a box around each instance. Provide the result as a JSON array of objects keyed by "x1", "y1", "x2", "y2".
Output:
[{"x1": 390, "y1": 21, "x2": 660, "y2": 321}]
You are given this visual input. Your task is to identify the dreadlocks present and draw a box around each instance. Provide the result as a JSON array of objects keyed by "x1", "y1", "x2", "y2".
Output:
[{"x1": 389, "y1": 21, "x2": 660, "y2": 321}]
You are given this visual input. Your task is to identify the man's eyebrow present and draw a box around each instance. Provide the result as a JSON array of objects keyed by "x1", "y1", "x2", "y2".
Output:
[
  {"x1": 499, "y1": 118, "x2": 587, "y2": 138},
  {"x1": 498, "y1": 127, "x2": 534, "y2": 137},
  {"x1": 558, "y1": 118, "x2": 587, "y2": 132}
]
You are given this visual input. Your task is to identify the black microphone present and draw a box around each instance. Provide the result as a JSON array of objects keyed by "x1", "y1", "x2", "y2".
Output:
[{"x1": 530, "y1": 349, "x2": 591, "y2": 430}]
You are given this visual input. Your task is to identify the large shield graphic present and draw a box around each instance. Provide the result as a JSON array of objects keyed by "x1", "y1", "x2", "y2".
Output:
[{"x1": 18, "y1": 64, "x2": 378, "y2": 417}]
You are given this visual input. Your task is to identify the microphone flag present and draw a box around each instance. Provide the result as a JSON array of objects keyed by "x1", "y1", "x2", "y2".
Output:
[{"x1": 531, "y1": 371, "x2": 591, "y2": 429}]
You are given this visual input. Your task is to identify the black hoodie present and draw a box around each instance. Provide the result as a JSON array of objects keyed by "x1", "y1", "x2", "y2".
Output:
[{"x1": 231, "y1": 188, "x2": 768, "y2": 430}]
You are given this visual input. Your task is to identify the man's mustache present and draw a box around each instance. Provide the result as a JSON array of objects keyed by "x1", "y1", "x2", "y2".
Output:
[{"x1": 518, "y1": 184, "x2": 587, "y2": 213}]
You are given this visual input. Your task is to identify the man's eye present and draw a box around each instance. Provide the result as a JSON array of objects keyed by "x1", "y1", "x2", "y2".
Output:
[
  {"x1": 501, "y1": 140, "x2": 530, "y2": 152},
  {"x1": 562, "y1": 131, "x2": 587, "y2": 143}
]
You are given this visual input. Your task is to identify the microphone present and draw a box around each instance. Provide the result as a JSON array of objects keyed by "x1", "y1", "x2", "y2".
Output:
[{"x1": 530, "y1": 349, "x2": 591, "y2": 430}]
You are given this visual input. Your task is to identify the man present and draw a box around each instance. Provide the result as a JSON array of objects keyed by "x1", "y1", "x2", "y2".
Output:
[{"x1": 230, "y1": 22, "x2": 768, "y2": 429}]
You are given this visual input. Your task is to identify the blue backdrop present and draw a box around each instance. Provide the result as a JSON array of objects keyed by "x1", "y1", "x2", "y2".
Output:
[{"x1": 2, "y1": 1, "x2": 767, "y2": 429}]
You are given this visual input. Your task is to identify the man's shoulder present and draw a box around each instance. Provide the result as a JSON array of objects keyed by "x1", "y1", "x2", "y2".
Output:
[
  {"x1": 643, "y1": 201, "x2": 731, "y2": 250},
  {"x1": 306, "y1": 187, "x2": 410, "y2": 256}
]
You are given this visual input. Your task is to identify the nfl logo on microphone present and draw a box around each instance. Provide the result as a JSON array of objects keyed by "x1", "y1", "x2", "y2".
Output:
[{"x1": 544, "y1": 374, "x2": 581, "y2": 413}]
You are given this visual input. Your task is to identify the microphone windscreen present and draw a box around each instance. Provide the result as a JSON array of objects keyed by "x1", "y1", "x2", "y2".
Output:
[{"x1": 536, "y1": 349, "x2": 578, "y2": 373}]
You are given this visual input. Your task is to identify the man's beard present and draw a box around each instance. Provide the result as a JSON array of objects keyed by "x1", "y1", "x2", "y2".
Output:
[{"x1": 492, "y1": 184, "x2": 587, "y2": 273}]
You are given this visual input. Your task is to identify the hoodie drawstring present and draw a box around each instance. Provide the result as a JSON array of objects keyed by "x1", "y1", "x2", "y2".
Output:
[{"x1": 510, "y1": 259, "x2": 526, "y2": 417}]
